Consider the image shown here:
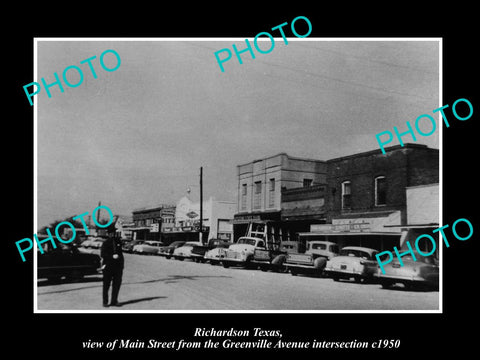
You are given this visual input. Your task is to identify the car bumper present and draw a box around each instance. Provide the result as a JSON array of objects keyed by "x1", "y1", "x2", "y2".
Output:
[{"x1": 324, "y1": 268, "x2": 371, "y2": 277}]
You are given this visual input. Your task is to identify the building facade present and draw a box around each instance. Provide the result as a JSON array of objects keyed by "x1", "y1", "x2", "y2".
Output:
[
  {"x1": 233, "y1": 153, "x2": 327, "y2": 242},
  {"x1": 131, "y1": 205, "x2": 176, "y2": 241},
  {"x1": 307, "y1": 144, "x2": 439, "y2": 251},
  {"x1": 162, "y1": 195, "x2": 236, "y2": 244},
  {"x1": 233, "y1": 144, "x2": 439, "y2": 252}
]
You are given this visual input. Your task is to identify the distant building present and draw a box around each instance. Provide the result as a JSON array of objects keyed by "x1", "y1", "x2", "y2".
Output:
[
  {"x1": 114, "y1": 215, "x2": 135, "y2": 240},
  {"x1": 131, "y1": 205, "x2": 176, "y2": 241},
  {"x1": 162, "y1": 195, "x2": 236, "y2": 244}
]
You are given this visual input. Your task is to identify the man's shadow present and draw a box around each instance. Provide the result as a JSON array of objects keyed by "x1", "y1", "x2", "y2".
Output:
[{"x1": 116, "y1": 296, "x2": 167, "y2": 306}]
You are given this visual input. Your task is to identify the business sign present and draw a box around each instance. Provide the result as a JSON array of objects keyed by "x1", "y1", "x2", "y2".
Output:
[
  {"x1": 310, "y1": 212, "x2": 402, "y2": 234},
  {"x1": 150, "y1": 223, "x2": 160, "y2": 232}
]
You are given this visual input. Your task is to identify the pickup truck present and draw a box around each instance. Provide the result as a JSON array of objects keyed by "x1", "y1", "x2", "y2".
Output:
[
  {"x1": 222, "y1": 237, "x2": 266, "y2": 268},
  {"x1": 252, "y1": 241, "x2": 299, "y2": 272},
  {"x1": 284, "y1": 240, "x2": 339, "y2": 276}
]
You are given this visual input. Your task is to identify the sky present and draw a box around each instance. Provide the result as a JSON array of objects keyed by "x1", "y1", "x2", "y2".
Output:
[{"x1": 36, "y1": 39, "x2": 440, "y2": 228}]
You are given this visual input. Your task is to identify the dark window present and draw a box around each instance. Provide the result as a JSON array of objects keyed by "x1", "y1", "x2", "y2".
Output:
[
  {"x1": 375, "y1": 176, "x2": 387, "y2": 206},
  {"x1": 342, "y1": 181, "x2": 351, "y2": 209},
  {"x1": 254, "y1": 181, "x2": 262, "y2": 209},
  {"x1": 268, "y1": 178, "x2": 275, "y2": 207}
]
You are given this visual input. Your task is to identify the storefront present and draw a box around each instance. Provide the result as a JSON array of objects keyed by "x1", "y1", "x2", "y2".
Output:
[{"x1": 304, "y1": 211, "x2": 403, "y2": 251}]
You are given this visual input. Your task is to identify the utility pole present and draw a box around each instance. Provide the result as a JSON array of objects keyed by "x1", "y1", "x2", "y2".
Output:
[{"x1": 200, "y1": 166, "x2": 203, "y2": 244}]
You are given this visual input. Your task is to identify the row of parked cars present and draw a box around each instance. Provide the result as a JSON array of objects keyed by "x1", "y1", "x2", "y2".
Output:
[{"x1": 123, "y1": 236, "x2": 439, "y2": 291}]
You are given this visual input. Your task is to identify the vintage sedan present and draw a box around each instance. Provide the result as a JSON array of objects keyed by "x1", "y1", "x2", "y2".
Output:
[
  {"x1": 324, "y1": 246, "x2": 379, "y2": 283},
  {"x1": 204, "y1": 242, "x2": 231, "y2": 265},
  {"x1": 79, "y1": 238, "x2": 97, "y2": 248},
  {"x1": 190, "y1": 239, "x2": 231, "y2": 263},
  {"x1": 158, "y1": 241, "x2": 186, "y2": 259},
  {"x1": 172, "y1": 242, "x2": 201, "y2": 261},
  {"x1": 222, "y1": 237, "x2": 266, "y2": 268},
  {"x1": 122, "y1": 239, "x2": 144, "y2": 253},
  {"x1": 90, "y1": 238, "x2": 107, "y2": 249},
  {"x1": 132, "y1": 240, "x2": 164, "y2": 255},
  {"x1": 38, "y1": 242, "x2": 101, "y2": 283},
  {"x1": 376, "y1": 252, "x2": 439, "y2": 290}
]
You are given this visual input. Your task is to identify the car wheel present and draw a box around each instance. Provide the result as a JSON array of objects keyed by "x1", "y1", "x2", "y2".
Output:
[
  {"x1": 222, "y1": 261, "x2": 230, "y2": 268},
  {"x1": 291, "y1": 268, "x2": 297, "y2": 276},
  {"x1": 333, "y1": 277, "x2": 339, "y2": 282},
  {"x1": 48, "y1": 276, "x2": 62, "y2": 284},
  {"x1": 165, "y1": 255, "x2": 171, "y2": 259},
  {"x1": 380, "y1": 281, "x2": 391, "y2": 289}
]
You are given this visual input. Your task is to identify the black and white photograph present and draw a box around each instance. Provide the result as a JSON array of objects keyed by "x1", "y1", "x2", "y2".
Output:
[
  {"x1": 7, "y1": 6, "x2": 478, "y2": 357},
  {"x1": 34, "y1": 38, "x2": 441, "y2": 312}
]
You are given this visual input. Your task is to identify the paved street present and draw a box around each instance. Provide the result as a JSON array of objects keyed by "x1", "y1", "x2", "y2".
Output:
[{"x1": 37, "y1": 250, "x2": 439, "y2": 311}]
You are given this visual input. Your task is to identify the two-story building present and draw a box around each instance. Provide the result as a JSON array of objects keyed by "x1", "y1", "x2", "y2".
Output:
[
  {"x1": 308, "y1": 143, "x2": 439, "y2": 251},
  {"x1": 233, "y1": 153, "x2": 327, "y2": 242},
  {"x1": 233, "y1": 144, "x2": 439, "y2": 252}
]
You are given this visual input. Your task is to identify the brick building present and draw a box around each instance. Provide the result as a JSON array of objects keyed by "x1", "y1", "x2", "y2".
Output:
[
  {"x1": 233, "y1": 144, "x2": 439, "y2": 252},
  {"x1": 309, "y1": 143, "x2": 439, "y2": 251}
]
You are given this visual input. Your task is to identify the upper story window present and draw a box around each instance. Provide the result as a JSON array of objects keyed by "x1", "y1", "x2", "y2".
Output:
[
  {"x1": 253, "y1": 181, "x2": 262, "y2": 209},
  {"x1": 341, "y1": 181, "x2": 352, "y2": 209},
  {"x1": 268, "y1": 178, "x2": 275, "y2": 207},
  {"x1": 375, "y1": 176, "x2": 387, "y2": 206},
  {"x1": 241, "y1": 183, "x2": 247, "y2": 210}
]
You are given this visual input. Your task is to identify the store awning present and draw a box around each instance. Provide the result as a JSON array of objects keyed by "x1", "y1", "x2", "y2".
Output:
[{"x1": 298, "y1": 231, "x2": 401, "y2": 237}]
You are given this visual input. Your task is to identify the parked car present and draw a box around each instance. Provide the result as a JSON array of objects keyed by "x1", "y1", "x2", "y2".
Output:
[
  {"x1": 172, "y1": 242, "x2": 201, "y2": 261},
  {"x1": 222, "y1": 237, "x2": 266, "y2": 268},
  {"x1": 132, "y1": 240, "x2": 165, "y2": 255},
  {"x1": 158, "y1": 241, "x2": 186, "y2": 259},
  {"x1": 80, "y1": 238, "x2": 97, "y2": 248},
  {"x1": 122, "y1": 240, "x2": 144, "y2": 253},
  {"x1": 251, "y1": 240, "x2": 298, "y2": 272},
  {"x1": 324, "y1": 246, "x2": 379, "y2": 283},
  {"x1": 90, "y1": 238, "x2": 107, "y2": 249},
  {"x1": 190, "y1": 239, "x2": 231, "y2": 263},
  {"x1": 37, "y1": 242, "x2": 101, "y2": 283},
  {"x1": 204, "y1": 242, "x2": 231, "y2": 265},
  {"x1": 285, "y1": 240, "x2": 339, "y2": 276},
  {"x1": 376, "y1": 252, "x2": 439, "y2": 290}
]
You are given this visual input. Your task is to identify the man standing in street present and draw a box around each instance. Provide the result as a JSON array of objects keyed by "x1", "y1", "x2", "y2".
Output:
[{"x1": 100, "y1": 235, "x2": 124, "y2": 307}]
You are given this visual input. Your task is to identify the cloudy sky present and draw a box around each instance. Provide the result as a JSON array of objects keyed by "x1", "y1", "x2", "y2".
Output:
[{"x1": 36, "y1": 39, "x2": 439, "y2": 228}]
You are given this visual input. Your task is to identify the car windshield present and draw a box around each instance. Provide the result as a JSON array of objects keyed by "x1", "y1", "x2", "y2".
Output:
[
  {"x1": 237, "y1": 238, "x2": 257, "y2": 246},
  {"x1": 311, "y1": 243, "x2": 326, "y2": 250},
  {"x1": 339, "y1": 249, "x2": 372, "y2": 260}
]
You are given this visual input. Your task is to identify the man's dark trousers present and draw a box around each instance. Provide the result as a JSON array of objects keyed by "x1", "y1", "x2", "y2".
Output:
[{"x1": 103, "y1": 265, "x2": 122, "y2": 305}]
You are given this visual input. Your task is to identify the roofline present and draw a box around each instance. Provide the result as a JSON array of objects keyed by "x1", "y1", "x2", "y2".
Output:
[
  {"x1": 327, "y1": 143, "x2": 438, "y2": 163},
  {"x1": 237, "y1": 152, "x2": 326, "y2": 168}
]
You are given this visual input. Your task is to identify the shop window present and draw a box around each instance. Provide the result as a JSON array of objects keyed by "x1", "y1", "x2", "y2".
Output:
[
  {"x1": 342, "y1": 181, "x2": 352, "y2": 209},
  {"x1": 375, "y1": 176, "x2": 387, "y2": 206}
]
